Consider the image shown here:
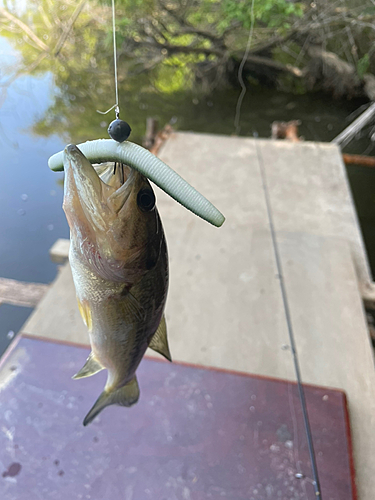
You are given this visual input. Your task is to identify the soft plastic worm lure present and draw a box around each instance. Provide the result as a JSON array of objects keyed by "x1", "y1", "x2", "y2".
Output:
[{"x1": 48, "y1": 139, "x2": 225, "y2": 227}]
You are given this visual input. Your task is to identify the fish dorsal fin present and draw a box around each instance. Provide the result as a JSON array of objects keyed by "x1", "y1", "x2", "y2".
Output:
[
  {"x1": 83, "y1": 376, "x2": 140, "y2": 426},
  {"x1": 149, "y1": 315, "x2": 172, "y2": 362},
  {"x1": 72, "y1": 352, "x2": 104, "y2": 380}
]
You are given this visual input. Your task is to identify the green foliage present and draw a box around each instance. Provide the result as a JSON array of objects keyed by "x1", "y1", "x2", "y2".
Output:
[
  {"x1": 357, "y1": 53, "x2": 370, "y2": 79},
  {"x1": 153, "y1": 55, "x2": 201, "y2": 93},
  {"x1": 186, "y1": 0, "x2": 221, "y2": 26},
  {"x1": 219, "y1": 0, "x2": 304, "y2": 31}
]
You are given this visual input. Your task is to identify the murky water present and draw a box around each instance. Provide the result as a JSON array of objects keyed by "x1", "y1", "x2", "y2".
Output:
[{"x1": 0, "y1": 6, "x2": 374, "y2": 355}]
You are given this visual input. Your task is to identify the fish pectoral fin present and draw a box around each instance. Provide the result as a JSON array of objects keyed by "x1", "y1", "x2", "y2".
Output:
[
  {"x1": 72, "y1": 352, "x2": 104, "y2": 379},
  {"x1": 148, "y1": 315, "x2": 172, "y2": 362},
  {"x1": 122, "y1": 289, "x2": 145, "y2": 322},
  {"x1": 77, "y1": 298, "x2": 93, "y2": 331},
  {"x1": 83, "y1": 376, "x2": 140, "y2": 426}
]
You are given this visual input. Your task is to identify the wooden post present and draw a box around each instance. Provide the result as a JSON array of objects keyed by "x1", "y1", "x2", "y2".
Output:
[{"x1": 342, "y1": 153, "x2": 375, "y2": 168}]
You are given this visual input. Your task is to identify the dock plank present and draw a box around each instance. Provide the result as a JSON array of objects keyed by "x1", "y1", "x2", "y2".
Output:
[
  {"x1": 0, "y1": 277, "x2": 48, "y2": 307},
  {"x1": 22, "y1": 265, "x2": 88, "y2": 346},
  {"x1": 49, "y1": 238, "x2": 70, "y2": 264},
  {"x1": 257, "y1": 139, "x2": 372, "y2": 285}
]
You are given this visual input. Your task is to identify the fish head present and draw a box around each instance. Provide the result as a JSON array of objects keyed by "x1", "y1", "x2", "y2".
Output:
[{"x1": 63, "y1": 145, "x2": 163, "y2": 283}]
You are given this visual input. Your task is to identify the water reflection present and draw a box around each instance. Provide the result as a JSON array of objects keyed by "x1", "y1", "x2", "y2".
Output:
[{"x1": 1, "y1": 0, "x2": 369, "y2": 144}]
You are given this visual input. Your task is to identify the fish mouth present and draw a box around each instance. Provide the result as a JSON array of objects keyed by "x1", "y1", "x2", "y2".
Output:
[{"x1": 63, "y1": 145, "x2": 135, "y2": 231}]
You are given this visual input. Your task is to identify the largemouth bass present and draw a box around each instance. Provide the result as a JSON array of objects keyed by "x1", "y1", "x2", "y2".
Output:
[{"x1": 63, "y1": 145, "x2": 170, "y2": 426}]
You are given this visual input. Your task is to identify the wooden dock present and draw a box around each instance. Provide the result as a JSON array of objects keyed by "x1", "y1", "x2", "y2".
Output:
[{"x1": 17, "y1": 132, "x2": 375, "y2": 499}]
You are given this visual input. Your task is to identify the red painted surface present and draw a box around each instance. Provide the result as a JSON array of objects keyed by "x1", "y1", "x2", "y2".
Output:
[{"x1": 0, "y1": 336, "x2": 355, "y2": 500}]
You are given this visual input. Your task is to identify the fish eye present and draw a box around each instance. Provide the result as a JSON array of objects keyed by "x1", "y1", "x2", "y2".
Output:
[{"x1": 137, "y1": 188, "x2": 155, "y2": 212}]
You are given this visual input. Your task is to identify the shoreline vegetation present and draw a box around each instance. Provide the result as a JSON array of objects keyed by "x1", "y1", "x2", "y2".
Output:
[
  {"x1": 1, "y1": 0, "x2": 374, "y2": 97},
  {"x1": 0, "y1": 0, "x2": 374, "y2": 144}
]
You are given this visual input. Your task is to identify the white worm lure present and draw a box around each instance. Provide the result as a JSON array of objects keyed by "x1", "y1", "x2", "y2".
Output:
[{"x1": 48, "y1": 139, "x2": 225, "y2": 227}]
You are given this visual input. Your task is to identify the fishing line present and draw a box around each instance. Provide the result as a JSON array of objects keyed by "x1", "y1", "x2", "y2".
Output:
[
  {"x1": 256, "y1": 142, "x2": 322, "y2": 499},
  {"x1": 233, "y1": 0, "x2": 255, "y2": 135},
  {"x1": 97, "y1": 0, "x2": 120, "y2": 118}
]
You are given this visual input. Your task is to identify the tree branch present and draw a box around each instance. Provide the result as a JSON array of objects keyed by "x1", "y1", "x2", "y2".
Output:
[
  {"x1": 158, "y1": 0, "x2": 225, "y2": 47},
  {"x1": 248, "y1": 32, "x2": 296, "y2": 56},
  {"x1": 53, "y1": 0, "x2": 86, "y2": 57},
  {"x1": 176, "y1": 25, "x2": 225, "y2": 45},
  {"x1": 243, "y1": 54, "x2": 303, "y2": 77},
  {"x1": 0, "y1": 7, "x2": 49, "y2": 52},
  {"x1": 132, "y1": 39, "x2": 225, "y2": 57}
]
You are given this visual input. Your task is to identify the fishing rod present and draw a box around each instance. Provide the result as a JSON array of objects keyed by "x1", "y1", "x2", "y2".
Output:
[
  {"x1": 256, "y1": 143, "x2": 322, "y2": 499},
  {"x1": 234, "y1": 1, "x2": 322, "y2": 497}
]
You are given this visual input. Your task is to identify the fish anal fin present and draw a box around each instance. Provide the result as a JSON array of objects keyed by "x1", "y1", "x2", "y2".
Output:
[
  {"x1": 149, "y1": 315, "x2": 172, "y2": 362},
  {"x1": 72, "y1": 352, "x2": 104, "y2": 380},
  {"x1": 83, "y1": 376, "x2": 140, "y2": 426}
]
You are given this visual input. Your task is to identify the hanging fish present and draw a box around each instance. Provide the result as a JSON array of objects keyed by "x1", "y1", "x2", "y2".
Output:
[
  {"x1": 49, "y1": 119, "x2": 224, "y2": 425},
  {"x1": 63, "y1": 144, "x2": 170, "y2": 425}
]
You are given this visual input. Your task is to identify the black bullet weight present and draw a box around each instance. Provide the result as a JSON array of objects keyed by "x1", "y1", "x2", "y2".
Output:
[{"x1": 108, "y1": 119, "x2": 131, "y2": 143}]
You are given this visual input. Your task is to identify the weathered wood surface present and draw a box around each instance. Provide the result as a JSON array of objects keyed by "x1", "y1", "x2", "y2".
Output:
[
  {"x1": 256, "y1": 139, "x2": 372, "y2": 286},
  {"x1": 0, "y1": 277, "x2": 48, "y2": 307},
  {"x1": 0, "y1": 336, "x2": 356, "y2": 500},
  {"x1": 21, "y1": 133, "x2": 375, "y2": 500},
  {"x1": 343, "y1": 153, "x2": 375, "y2": 168},
  {"x1": 22, "y1": 265, "x2": 86, "y2": 346},
  {"x1": 49, "y1": 238, "x2": 70, "y2": 264}
]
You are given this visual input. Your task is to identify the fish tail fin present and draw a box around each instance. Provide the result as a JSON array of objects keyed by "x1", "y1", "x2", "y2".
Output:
[{"x1": 83, "y1": 376, "x2": 140, "y2": 426}]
